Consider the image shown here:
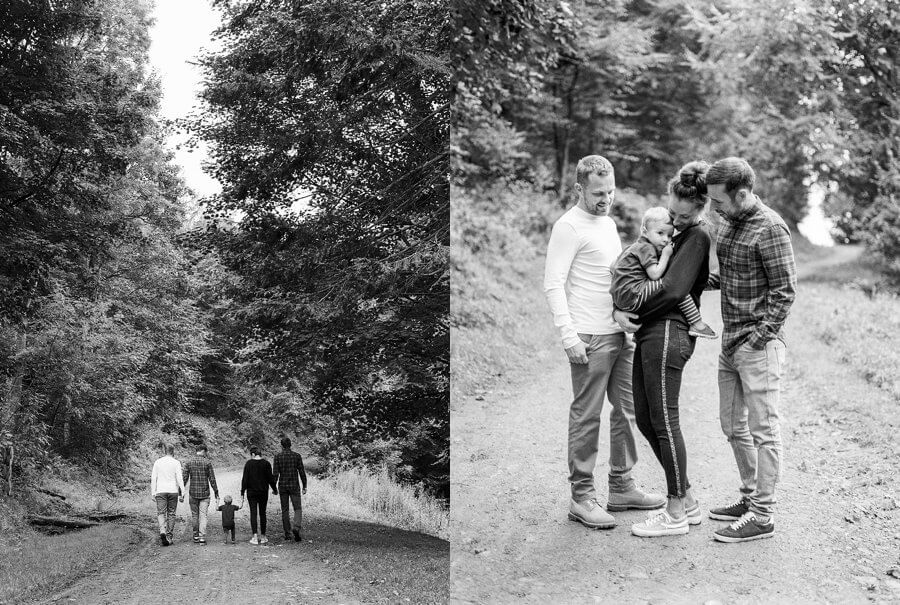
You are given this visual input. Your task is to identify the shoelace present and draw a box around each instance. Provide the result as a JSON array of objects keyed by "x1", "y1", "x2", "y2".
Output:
[
  {"x1": 729, "y1": 512, "x2": 756, "y2": 530},
  {"x1": 643, "y1": 511, "x2": 669, "y2": 525}
]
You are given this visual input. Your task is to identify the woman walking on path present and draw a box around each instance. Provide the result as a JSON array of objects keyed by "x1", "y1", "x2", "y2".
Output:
[
  {"x1": 614, "y1": 161, "x2": 712, "y2": 537},
  {"x1": 241, "y1": 446, "x2": 278, "y2": 545}
]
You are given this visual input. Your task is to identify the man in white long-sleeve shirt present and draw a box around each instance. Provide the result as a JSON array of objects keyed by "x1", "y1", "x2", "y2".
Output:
[
  {"x1": 151, "y1": 444, "x2": 185, "y2": 546},
  {"x1": 544, "y1": 155, "x2": 665, "y2": 529}
]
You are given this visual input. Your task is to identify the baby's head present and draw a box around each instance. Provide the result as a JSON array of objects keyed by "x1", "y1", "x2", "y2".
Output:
[
  {"x1": 641, "y1": 206, "x2": 674, "y2": 251},
  {"x1": 224, "y1": 495, "x2": 233, "y2": 504}
]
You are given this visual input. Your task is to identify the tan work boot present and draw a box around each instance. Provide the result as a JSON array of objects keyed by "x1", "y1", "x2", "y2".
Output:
[
  {"x1": 568, "y1": 498, "x2": 616, "y2": 529},
  {"x1": 606, "y1": 488, "x2": 666, "y2": 511}
]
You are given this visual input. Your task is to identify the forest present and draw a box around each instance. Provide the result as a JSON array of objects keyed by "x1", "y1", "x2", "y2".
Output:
[
  {"x1": 0, "y1": 0, "x2": 449, "y2": 501},
  {"x1": 452, "y1": 0, "x2": 900, "y2": 281}
]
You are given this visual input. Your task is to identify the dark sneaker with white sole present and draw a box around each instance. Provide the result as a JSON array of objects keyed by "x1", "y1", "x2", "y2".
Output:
[
  {"x1": 160, "y1": 533, "x2": 170, "y2": 546},
  {"x1": 708, "y1": 497, "x2": 750, "y2": 521},
  {"x1": 713, "y1": 512, "x2": 774, "y2": 543},
  {"x1": 688, "y1": 324, "x2": 717, "y2": 339}
]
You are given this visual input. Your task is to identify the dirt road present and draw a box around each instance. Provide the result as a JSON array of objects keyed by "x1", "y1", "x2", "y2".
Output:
[
  {"x1": 36, "y1": 469, "x2": 448, "y2": 604},
  {"x1": 450, "y1": 245, "x2": 900, "y2": 603}
]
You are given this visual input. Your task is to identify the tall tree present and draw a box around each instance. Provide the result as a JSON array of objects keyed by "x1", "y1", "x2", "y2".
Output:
[{"x1": 192, "y1": 0, "x2": 449, "y2": 497}]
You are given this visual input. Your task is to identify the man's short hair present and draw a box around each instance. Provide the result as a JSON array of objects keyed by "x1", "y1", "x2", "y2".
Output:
[
  {"x1": 196, "y1": 444, "x2": 207, "y2": 453},
  {"x1": 281, "y1": 437, "x2": 292, "y2": 449},
  {"x1": 575, "y1": 155, "x2": 614, "y2": 186},
  {"x1": 249, "y1": 445, "x2": 260, "y2": 456},
  {"x1": 706, "y1": 157, "x2": 755, "y2": 194},
  {"x1": 165, "y1": 444, "x2": 175, "y2": 456},
  {"x1": 641, "y1": 206, "x2": 672, "y2": 231}
]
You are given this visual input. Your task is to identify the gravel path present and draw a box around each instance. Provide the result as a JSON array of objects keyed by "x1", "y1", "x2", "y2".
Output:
[{"x1": 451, "y1": 245, "x2": 900, "y2": 604}]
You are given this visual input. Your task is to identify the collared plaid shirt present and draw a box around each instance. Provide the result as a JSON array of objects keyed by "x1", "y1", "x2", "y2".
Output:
[
  {"x1": 272, "y1": 449, "x2": 307, "y2": 492},
  {"x1": 709, "y1": 197, "x2": 797, "y2": 356},
  {"x1": 182, "y1": 455, "x2": 219, "y2": 500}
]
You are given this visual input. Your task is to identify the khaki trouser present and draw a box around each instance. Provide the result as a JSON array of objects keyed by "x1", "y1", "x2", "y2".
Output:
[
  {"x1": 718, "y1": 339, "x2": 786, "y2": 516},
  {"x1": 568, "y1": 332, "x2": 639, "y2": 501}
]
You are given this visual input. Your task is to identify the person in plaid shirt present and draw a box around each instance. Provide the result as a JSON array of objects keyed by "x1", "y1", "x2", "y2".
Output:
[
  {"x1": 703, "y1": 157, "x2": 797, "y2": 544},
  {"x1": 273, "y1": 437, "x2": 307, "y2": 542},
  {"x1": 182, "y1": 444, "x2": 220, "y2": 544}
]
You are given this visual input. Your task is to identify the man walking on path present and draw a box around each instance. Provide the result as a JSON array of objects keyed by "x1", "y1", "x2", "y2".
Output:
[
  {"x1": 150, "y1": 444, "x2": 185, "y2": 546},
  {"x1": 182, "y1": 444, "x2": 219, "y2": 545},
  {"x1": 705, "y1": 157, "x2": 796, "y2": 543},
  {"x1": 273, "y1": 437, "x2": 308, "y2": 542},
  {"x1": 543, "y1": 154, "x2": 665, "y2": 529}
]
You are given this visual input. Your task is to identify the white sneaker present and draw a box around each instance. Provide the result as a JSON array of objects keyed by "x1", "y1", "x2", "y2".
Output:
[
  {"x1": 259, "y1": 535, "x2": 269, "y2": 544},
  {"x1": 631, "y1": 509, "x2": 689, "y2": 537},
  {"x1": 249, "y1": 534, "x2": 259, "y2": 545},
  {"x1": 684, "y1": 501, "x2": 703, "y2": 525}
]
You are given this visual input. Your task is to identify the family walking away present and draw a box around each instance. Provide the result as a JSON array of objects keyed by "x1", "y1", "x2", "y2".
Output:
[
  {"x1": 544, "y1": 154, "x2": 796, "y2": 543},
  {"x1": 149, "y1": 437, "x2": 308, "y2": 546}
]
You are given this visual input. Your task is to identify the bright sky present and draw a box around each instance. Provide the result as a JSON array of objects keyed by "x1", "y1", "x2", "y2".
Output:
[{"x1": 148, "y1": 0, "x2": 222, "y2": 198}]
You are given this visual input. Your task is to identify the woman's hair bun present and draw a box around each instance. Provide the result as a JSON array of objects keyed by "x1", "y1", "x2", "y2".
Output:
[{"x1": 668, "y1": 160, "x2": 710, "y2": 203}]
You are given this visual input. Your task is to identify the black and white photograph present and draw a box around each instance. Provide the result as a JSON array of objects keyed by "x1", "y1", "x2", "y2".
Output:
[
  {"x1": 0, "y1": 0, "x2": 449, "y2": 603},
  {"x1": 451, "y1": 0, "x2": 900, "y2": 603}
]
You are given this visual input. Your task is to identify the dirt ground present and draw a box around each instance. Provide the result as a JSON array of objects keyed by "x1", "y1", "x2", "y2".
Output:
[
  {"x1": 33, "y1": 468, "x2": 448, "y2": 605},
  {"x1": 450, "y1": 245, "x2": 900, "y2": 604}
]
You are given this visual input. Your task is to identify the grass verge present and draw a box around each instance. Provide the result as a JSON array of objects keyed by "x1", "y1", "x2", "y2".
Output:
[
  {"x1": 0, "y1": 523, "x2": 142, "y2": 605},
  {"x1": 319, "y1": 466, "x2": 449, "y2": 540}
]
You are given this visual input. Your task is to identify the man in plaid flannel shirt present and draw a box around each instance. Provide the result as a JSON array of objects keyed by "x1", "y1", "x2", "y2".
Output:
[
  {"x1": 703, "y1": 157, "x2": 796, "y2": 544},
  {"x1": 182, "y1": 444, "x2": 220, "y2": 544},
  {"x1": 273, "y1": 437, "x2": 307, "y2": 542}
]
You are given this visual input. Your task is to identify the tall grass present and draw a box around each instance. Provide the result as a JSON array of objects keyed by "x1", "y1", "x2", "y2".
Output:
[
  {"x1": 0, "y1": 524, "x2": 138, "y2": 604},
  {"x1": 323, "y1": 466, "x2": 449, "y2": 540}
]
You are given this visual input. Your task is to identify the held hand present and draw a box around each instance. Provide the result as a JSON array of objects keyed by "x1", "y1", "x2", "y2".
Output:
[
  {"x1": 613, "y1": 309, "x2": 640, "y2": 333},
  {"x1": 302, "y1": 488, "x2": 307, "y2": 496},
  {"x1": 179, "y1": 496, "x2": 184, "y2": 503},
  {"x1": 564, "y1": 340, "x2": 589, "y2": 365},
  {"x1": 660, "y1": 242, "x2": 674, "y2": 258}
]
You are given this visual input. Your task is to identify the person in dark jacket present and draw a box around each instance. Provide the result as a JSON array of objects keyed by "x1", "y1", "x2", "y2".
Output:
[
  {"x1": 273, "y1": 437, "x2": 308, "y2": 542},
  {"x1": 614, "y1": 161, "x2": 712, "y2": 538},
  {"x1": 240, "y1": 446, "x2": 277, "y2": 545}
]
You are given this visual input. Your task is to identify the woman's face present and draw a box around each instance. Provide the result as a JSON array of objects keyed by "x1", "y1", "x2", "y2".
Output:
[{"x1": 668, "y1": 197, "x2": 704, "y2": 231}]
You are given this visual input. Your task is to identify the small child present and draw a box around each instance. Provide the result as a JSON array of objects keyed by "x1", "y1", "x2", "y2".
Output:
[
  {"x1": 218, "y1": 495, "x2": 242, "y2": 544},
  {"x1": 610, "y1": 207, "x2": 716, "y2": 338}
]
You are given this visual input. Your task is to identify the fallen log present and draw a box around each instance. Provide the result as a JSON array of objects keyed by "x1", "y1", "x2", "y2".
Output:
[
  {"x1": 85, "y1": 512, "x2": 128, "y2": 522},
  {"x1": 36, "y1": 488, "x2": 67, "y2": 501},
  {"x1": 28, "y1": 515, "x2": 99, "y2": 530}
]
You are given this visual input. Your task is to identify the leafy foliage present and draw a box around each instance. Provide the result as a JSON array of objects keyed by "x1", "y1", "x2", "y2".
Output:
[
  {"x1": 0, "y1": 0, "x2": 208, "y2": 475},
  {"x1": 190, "y1": 0, "x2": 449, "y2": 498}
]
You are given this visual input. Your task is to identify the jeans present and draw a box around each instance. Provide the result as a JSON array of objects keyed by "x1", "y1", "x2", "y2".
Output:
[
  {"x1": 719, "y1": 339, "x2": 786, "y2": 516},
  {"x1": 633, "y1": 319, "x2": 694, "y2": 498},
  {"x1": 568, "y1": 332, "x2": 638, "y2": 501},
  {"x1": 280, "y1": 491, "x2": 303, "y2": 535},
  {"x1": 247, "y1": 491, "x2": 268, "y2": 535},
  {"x1": 189, "y1": 497, "x2": 210, "y2": 538},
  {"x1": 155, "y1": 493, "x2": 178, "y2": 540}
]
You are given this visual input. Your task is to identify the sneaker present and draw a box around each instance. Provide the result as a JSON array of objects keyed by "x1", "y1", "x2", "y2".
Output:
[
  {"x1": 192, "y1": 534, "x2": 200, "y2": 543},
  {"x1": 713, "y1": 512, "x2": 774, "y2": 543},
  {"x1": 684, "y1": 501, "x2": 702, "y2": 525},
  {"x1": 198, "y1": 537, "x2": 206, "y2": 544},
  {"x1": 568, "y1": 498, "x2": 616, "y2": 529},
  {"x1": 249, "y1": 534, "x2": 259, "y2": 545},
  {"x1": 631, "y1": 510, "x2": 689, "y2": 537},
  {"x1": 160, "y1": 533, "x2": 170, "y2": 546},
  {"x1": 606, "y1": 488, "x2": 666, "y2": 511},
  {"x1": 689, "y1": 324, "x2": 717, "y2": 339},
  {"x1": 259, "y1": 535, "x2": 268, "y2": 545},
  {"x1": 708, "y1": 497, "x2": 750, "y2": 521},
  {"x1": 292, "y1": 529, "x2": 302, "y2": 542},
  {"x1": 231, "y1": 538, "x2": 236, "y2": 544}
]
